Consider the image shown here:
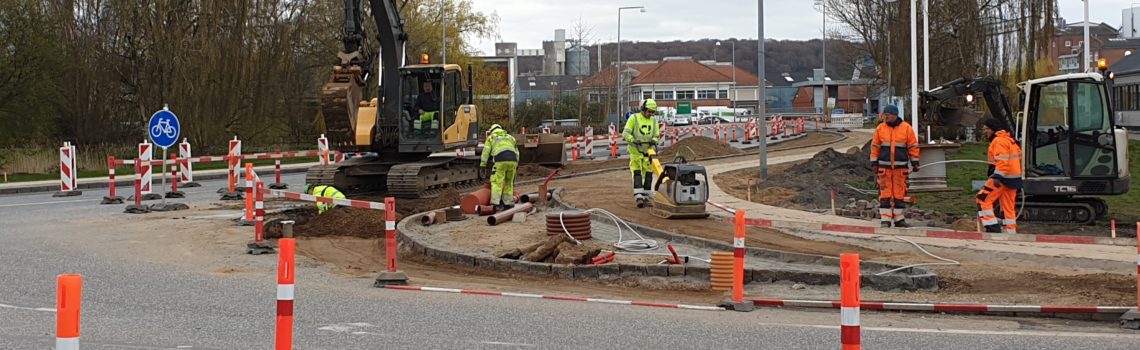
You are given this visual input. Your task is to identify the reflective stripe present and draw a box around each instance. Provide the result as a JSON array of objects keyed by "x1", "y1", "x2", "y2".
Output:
[
  {"x1": 733, "y1": 237, "x2": 745, "y2": 248},
  {"x1": 385, "y1": 221, "x2": 396, "y2": 231},
  {"x1": 277, "y1": 284, "x2": 295, "y2": 300},
  {"x1": 255, "y1": 201, "x2": 264, "y2": 209},
  {"x1": 841, "y1": 306, "x2": 860, "y2": 326},
  {"x1": 992, "y1": 170, "x2": 1022, "y2": 178},
  {"x1": 1002, "y1": 219, "x2": 1017, "y2": 225},
  {"x1": 878, "y1": 209, "x2": 892, "y2": 214},
  {"x1": 978, "y1": 210, "x2": 994, "y2": 216},
  {"x1": 981, "y1": 218, "x2": 999, "y2": 226},
  {"x1": 1004, "y1": 229, "x2": 1017, "y2": 234},
  {"x1": 56, "y1": 337, "x2": 79, "y2": 350}
]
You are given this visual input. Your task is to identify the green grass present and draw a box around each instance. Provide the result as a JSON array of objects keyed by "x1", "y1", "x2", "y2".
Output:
[
  {"x1": 912, "y1": 141, "x2": 1140, "y2": 223},
  {"x1": 3, "y1": 156, "x2": 318, "y2": 183}
]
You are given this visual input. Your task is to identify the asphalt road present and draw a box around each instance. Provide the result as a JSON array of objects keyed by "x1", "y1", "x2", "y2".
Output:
[{"x1": 1, "y1": 173, "x2": 1138, "y2": 349}]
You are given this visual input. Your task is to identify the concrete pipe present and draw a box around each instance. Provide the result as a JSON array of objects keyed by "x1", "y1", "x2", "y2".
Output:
[
  {"x1": 475, "y1": 205, "x2": 496, "y2": 216},
  {"x1": 460, "y1": 187, "x2": 491, "y2": 214},
  {"x1": 487, "y1": 203, "x2": 534, "y2": 225}
]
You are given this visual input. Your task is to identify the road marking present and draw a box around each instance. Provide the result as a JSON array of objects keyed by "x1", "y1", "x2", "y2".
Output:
[
  {"x1": 751, "y1": 321, "x2": 1140, "y2": 339},
  {"x1": 480, "y1": 341, "x2": 536, "y2": 347},
  {"x1": 0, "y1": 199, "x2": 92, "y2": 208},
  {"x1": 0, "y1": 302, "x2": 56, "y2": 312}
]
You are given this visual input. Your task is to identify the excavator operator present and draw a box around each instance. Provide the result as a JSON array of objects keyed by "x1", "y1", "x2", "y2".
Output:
[
  {"x1": 977, "y1": 118, "x2": 1023, "y2": 234},
  {"x1": 623, "y1": 99, "x2": 661, "y2": 206},
  {"x1": 870, "y1": 105, "x2": 920, "y2": 228},
  {"x1": 415, "y1": 81, "x2": 440, "y2": 131}
]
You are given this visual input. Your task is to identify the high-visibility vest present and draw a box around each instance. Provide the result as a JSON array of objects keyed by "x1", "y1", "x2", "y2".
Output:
[
  {"x1": 869, "y1": 120, "x2": 920, "y2": 168},
  {"x1": 622, "y1": 113, "x2": 660, "y2": 154},
  {"x1": 988, "y1": 130, "x2": 1023, "y2": 187},
  {"x1": 481, "y1": 131, "x2": 518, "y2": 164}
]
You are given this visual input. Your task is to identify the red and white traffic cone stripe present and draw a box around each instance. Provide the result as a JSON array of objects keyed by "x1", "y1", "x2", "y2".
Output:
[
  {"x1": 255, "y1": 181, "x2": 266, "y2": 242},
  {"x1": 840, "y1": 253, "x2": 862, "y2": 350},
  {"x1": 276, "y1": 237, "x2": 296, "y2": 350},
  {"x1": 56, "y1": 274, "x2": 82, "y2": 350},
  {"x1": 107, "y1": 156, "x2": 117, "y2": 198},
  {"x1": 245, "y1": 163, "x2": 255, "y2": 222}
]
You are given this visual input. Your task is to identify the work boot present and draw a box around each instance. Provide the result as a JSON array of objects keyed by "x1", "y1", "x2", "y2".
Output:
[
  {"x1": 984, "y1": 224, "x2": 1002, "y2": 233},
  {"x1": 893, "y1": 220, "x2": 911, "y2": 228},
  {"x1": 493, "y1": 204, "x2": 505, "y2": 212},
  {"x1": 880, "y1": 222, "x2": 892, "y2": 228},
  {"x1": 502, "y1": 204, "x2": 514, "y2": 210}
]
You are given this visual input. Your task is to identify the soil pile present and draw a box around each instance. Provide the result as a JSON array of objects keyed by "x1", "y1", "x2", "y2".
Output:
[
  {"x1": 752, "y1": 142, "x2": 873, "y2": 210},
  {"x1": 659, "y1": 136, "x2": 741, "y2": 161},
  {"x1": 397, "y1": 189, "x2": 461, "y2": 216},
  {"x1": 516, "y1": 164, "x2": 556, "y2": 178},
  {"x1": 265, "y1": 206, "x2": 396, "y2": 239}
]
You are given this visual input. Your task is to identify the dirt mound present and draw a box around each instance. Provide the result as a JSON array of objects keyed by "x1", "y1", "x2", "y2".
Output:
[
  {"x1": 516, "y1": 164, "x2": 556, "y2": 178},
  {"x1": 264, "y1": 206, "x2": 393, "y2": 239},
  {"x1": 751, "y1": 142, "x2": 873, "y2": 210},
  {"x1": 396, "y1": 189, "x2": 461, "y2": 216},
  {"x1": 659, "y1": 136, "x2": 741, "y2": 161}
]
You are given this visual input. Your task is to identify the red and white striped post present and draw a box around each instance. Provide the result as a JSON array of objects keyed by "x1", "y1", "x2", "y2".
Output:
[
  {"x1": 385, "y1": 197, "x2": 398, "y2": 272},
  {"x1": 56, "y1": 274, "x2": 81, "y2": 350},
  {"x1": 57, "y1": 142, "x2": 79, "y2": 195},
  {"x1": 335, "y1": 151, "x2": 345, "y2": 164},
  {"x1": 585, "y1": 127, "x2": 594, "y2": 159},
  {"x1": 255, "y1": 181, "x2": 266, "y2": 243},
  {"x1": 275, "y1": 158, "x2": 282, "y2": 184},
  {"x1": 243, "y1": 163, "x2": 255, "y2": 225},
  {"x1": 275, "y1": 236, "x2": 296, "y2": 350},
  {"x1": 138, "y1": 141, "x2": 154, "y2": 195},
  {"x1": 732, "y1": 210, "x2": 746, "y2": 303},
  {"x1": 318, "y1": 134, "x2": 330, "y2": 166},
  {"x1": 570, "y1": 135, "x2": 578, "y2": 161},
  {"x1": 103, "y1": 155, "x2": 121, "y2": 203},
  {"x1": 132, "y1": 161, "x2": 143, "y2": 207},
  {"x1": 178, "y1": 138, "x2": 197, "y2": 186},
  {"x1": 610, "y1": 134, "x2": 618, "y2": 158},
  {"x1": 840, "y1": 253, "x2": 862, "y2": 350},
  {"x1": 165, "y1": 153, "x2": 183, "y2": 198}
]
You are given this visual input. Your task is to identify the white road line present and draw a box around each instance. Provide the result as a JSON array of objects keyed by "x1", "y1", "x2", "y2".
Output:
[
  {"x1": 753, "y1": 322, "x2": 1140, "y2": 339},
  {"x1": 0, "y1": 199, "x2": 92, "y2": 208},
  {"x1": 480, "y1": 341, "x2": 537, "y2": 347},
  {"x1": 0, "y1": 303, "x2": 56, "y2": 312}
]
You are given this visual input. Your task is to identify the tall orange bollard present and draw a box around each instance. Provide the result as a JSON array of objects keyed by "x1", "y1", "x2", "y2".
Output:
[
  {"x1": 240, "y1": 163, "x2": 255, "y2": 226},
  {"x1": 840, "y1": 253, "x2": 862, "y2": 350},
  {"x1": 374, "y1": 197, "x2": 409, "y2": 285},
  {"x1": 56, "y1": 274, "x2": 81, "y2": 350},
  {"x1": 718, "y1": 210, "x2": 755, "y2": 312},
  {"x1": 275, "y1": 237, "x2": 295, "y2": 350}
]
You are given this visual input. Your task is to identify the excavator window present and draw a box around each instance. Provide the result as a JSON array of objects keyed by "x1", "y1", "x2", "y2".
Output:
[
  {"x1": 1070, "y1": 82, "x2": 1117, "y2": 178},
  {"x1": 1028, "y1": 82, "x2": 1069, "y2": 177},
  {"x1": 401, "y1": 71, "x2": 443, "y2": 143},
  {"x1": 442, "y1": 70, "x2": 462, "y2": 132}
]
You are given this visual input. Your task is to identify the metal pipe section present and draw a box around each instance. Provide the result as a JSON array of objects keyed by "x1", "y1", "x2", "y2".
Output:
[
  {"x1": 487, "y1": 203, "x2": 534, "y2": 226},
  {"x1": 421, "y1": 212, "x2": 437, "y2": 226}
]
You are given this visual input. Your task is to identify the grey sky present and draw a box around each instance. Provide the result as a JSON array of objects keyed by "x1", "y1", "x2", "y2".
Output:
[{"x1": 468, "y1": 0, "x2": 1140, "y2": 56}]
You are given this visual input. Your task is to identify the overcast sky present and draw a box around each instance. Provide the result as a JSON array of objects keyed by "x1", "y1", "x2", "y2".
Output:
[{"x1": 467, "y1": 0, "x2": 1140, "y2": 56}]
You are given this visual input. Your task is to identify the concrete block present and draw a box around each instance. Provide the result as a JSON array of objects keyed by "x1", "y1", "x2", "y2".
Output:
[
  {"x1": 596, "y1": 263, "x2": 620, "y2": 278},
  {"x1": 454, "y1": 253, "x2": 476, "y2": 267},
  {"x1": 472, "y1": 256, "x2": 495, "y2": 269},
  {"x1": 645, "y1": 264, "x2": 669, "y2": 277},
  {"x1": 618, "y1": 264, "x2": 646, "y2": 278},
  {"x1": 551, "y1": 265, "x2": 574, "y2": 279},
  {"x1": 667, "y1": 264, "x2": 686, "y2": 277},
  {"x1": 512, "y1": 212, "x2": 527, "y2": 223},
  {"x1": 520, "y1": 261, "x2": 551, "y2": 275},
  {"x1": 687, "y1": 266, "x2": 710, "y2": 281},
  {"x1": 572, "y1": 265, "x2": 600, "y2": 279}
]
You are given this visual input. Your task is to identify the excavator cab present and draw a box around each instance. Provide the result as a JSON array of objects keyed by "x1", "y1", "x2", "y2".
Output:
[
  {"x1": 398, "y1": 64, "x2": 479, "y2": 153},
  {"x1": 1019, "y1": 74, "x2": 1131, "y2": 197}
]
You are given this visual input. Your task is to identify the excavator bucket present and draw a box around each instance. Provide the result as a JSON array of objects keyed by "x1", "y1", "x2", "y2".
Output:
[{"x1": 514, "y1": 132, "x2": 566, "y2": 166}]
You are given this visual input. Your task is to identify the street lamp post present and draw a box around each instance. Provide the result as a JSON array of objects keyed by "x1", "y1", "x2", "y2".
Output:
[
  {"x1": 617, "y1": 6, "x2": 646, "y2": 118},
  {"x1": 758, "y1": 0, "x2": 768, "y2": 180},
  {"x1": 731, "y1": 41, "x2": 737, "y2": 110},
  {"x1": 885, "y1": 0, "x2": 921, "y2": 137}
]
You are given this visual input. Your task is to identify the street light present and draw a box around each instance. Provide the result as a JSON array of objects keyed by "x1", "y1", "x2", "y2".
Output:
[
  {"x1": 814, "y1": 0, "x2": 826, "y2": 78},
  {"x1": 617, "y1": 6, "x2": 646, "y2": 118}
]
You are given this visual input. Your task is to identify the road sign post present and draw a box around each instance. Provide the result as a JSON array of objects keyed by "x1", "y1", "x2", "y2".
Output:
[{"x1": 148, "y1": 106, "x2": 185, "y2": 211}]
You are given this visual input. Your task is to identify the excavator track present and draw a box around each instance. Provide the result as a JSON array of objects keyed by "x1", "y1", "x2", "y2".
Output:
[
  {"x1": 387, "y1": 156, "x2": 483, "y2": 199},
  {"x1": 1019, "y1": 200, "x2": 1098, "y2": 225}
]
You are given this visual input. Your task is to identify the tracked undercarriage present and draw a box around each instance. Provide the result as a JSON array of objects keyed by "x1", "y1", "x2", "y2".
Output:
[{"x1": 305, "y1": 155, "x2": 483, "y2": 198}]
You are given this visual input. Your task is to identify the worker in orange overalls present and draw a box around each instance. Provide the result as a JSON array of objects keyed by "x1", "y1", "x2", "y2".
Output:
[
  {"x1": 869, "y1": 105, "x2": 920, "y2": 228},
  {"x1": 976, "y1": 118, "x2": 1023, "y2": 234}
]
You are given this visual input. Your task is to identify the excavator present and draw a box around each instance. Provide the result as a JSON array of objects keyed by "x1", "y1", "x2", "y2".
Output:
[
  {"x1": 309, "y1": 0, "x2": 565, "y2": 198},
  {"x1": 920, "y1": 65, "x2": 1130, "y2": 224}
]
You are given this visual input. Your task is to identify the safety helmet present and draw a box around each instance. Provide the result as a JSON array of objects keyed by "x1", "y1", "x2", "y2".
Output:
[
  {"x1": 641, "y1": 99, "x2": 658, "y2": 112},
  {"x1": 488, "y1": 124, "x2": 503, "y2": 133}
]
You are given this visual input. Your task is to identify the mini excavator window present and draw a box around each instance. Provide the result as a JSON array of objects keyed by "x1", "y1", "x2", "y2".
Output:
[{"x1": 1026, "y1": 80, "x2": 1118, "y2": 178}]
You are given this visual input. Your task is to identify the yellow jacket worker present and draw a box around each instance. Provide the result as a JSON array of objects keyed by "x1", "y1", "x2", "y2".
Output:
[
  {"x1": 480, "y1": 124, "x2": 520, "y2": 211},
  {"x1": 622, "y1": 99, "x2": 661, "y2": 206}
]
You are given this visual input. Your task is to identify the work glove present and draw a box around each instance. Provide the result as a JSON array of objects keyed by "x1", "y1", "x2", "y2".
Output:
[
  {"x1": 870, "y1": 162, "x2": 879, "y2": 174},
  {"x1": 911, "y1": 161, "x2": 921, "y2": 173}
]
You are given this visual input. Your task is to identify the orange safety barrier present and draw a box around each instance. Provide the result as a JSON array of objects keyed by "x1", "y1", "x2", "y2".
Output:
[
  {"x1": 386, "y1": 197, "x2": 398, "y2": 272},
  {"x1": 840, "y1": 253, "x2": 862, "y2": 350},
  {"x1": 276, "y1": 237, "x2": 296, "y2": 350},
  {"x1": 132, "y1": 161, "x2": 143, "y2": 207},
  {"x1": 255, "y1": 180, "x2": 266, "y2": 243},
  {"x1": 107, "y1": 156, "x2": 118, "y2": 199},
  {"x1": 245, "y1": 163, "x2": 255, "y2": 222},
  {"x1": 56, "y1": 274, "x2": 81, "y2": 350},
  {"x1": 732, "y1": 210, "x2": 746, "y2": 302},
  {"x1": 170, "y1": 154, "x2": 180, "y2": 194}
]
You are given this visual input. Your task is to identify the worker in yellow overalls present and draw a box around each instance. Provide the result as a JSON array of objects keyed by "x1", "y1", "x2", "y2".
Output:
[
  {"x1": 622, "y1": 99, "x2": 661, "y2": 207},
  {"x1": 480, "y1": 124, "x2": 520, "y2": 211}
]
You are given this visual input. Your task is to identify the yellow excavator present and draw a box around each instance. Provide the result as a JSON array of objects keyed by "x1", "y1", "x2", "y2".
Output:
[{"x1": 311, "y1": 0, "x2": 564, "y2": 198}]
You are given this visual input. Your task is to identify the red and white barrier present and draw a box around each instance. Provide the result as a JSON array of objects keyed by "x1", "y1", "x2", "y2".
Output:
[
  {"x1": 56, "y1": 274, "x2": 82, "y2": 350},
  {"x1": 276, "y1": 236, "x2": 296, "y2": 350},
  {"x1": 584, "y1": 127, "x2": 594, "y2": 159},
  {"x1": 179, "y1": 139, "x2": 194, "y2": 184},
  {"x1": 106, "y1": 156, "x2": 118, "y2": 199},
  {"x1": 751, "y1": 298, "x2": 1133, "y2": 314},
  {"x1": 229, "y1": 137, "x2": 242, "y2": 190},
  {"x1": 57, "y1": 142, "x2": 79, "y2": 194},
  {"x1": 318, "y1": 134, "x2": 329, "y2": 166},
  {"x1": 261, "y1": 188, "x2": 386, "y2": 210},
  {"x1": 385, "y1": 197, "x2": 398, "y2": 272},
  {"x1": 138, "y1": 141, "x2": 153, "y2": 194}
]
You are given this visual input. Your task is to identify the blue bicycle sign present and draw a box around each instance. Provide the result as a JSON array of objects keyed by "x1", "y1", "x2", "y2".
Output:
[{"x1": 148, "y1": 107, "x2": 180, "y2": 148}]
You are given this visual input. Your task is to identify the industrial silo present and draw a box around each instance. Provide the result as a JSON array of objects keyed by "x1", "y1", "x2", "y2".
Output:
[{"x1": 565, "y1": 45, "x2": 590, "y2": 76}]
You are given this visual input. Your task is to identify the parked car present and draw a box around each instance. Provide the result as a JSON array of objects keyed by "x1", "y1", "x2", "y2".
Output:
[
  {"x1": 697, "y1": 116, "x2": 732, "y2": 125},
  {"x1": 667, "y1": 115, "x2": 691, "y2": 126}
]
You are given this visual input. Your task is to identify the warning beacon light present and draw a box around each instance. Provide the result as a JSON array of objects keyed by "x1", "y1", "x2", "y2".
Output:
[{"x1": 420, "y1": 53, "x2": 430, "y2": 64}]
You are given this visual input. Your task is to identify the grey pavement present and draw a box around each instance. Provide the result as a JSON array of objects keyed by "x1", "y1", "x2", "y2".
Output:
[{"x1": 1, "y1": 168, "x2": 1138, "y2": 349}]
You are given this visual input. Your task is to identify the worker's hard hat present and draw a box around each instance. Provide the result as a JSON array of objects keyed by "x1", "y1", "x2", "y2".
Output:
[
  {"x1": 641, "y1": 99, "x2": 658, "y2": 112},
  {"x1": 488, "y1": 124, "x2": 503, "y2": 133}
]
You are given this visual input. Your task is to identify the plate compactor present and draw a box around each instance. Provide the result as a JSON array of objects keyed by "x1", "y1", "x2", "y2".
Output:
[{"x1": 643, "y1": 149, "x2": 709, "y2": 219}]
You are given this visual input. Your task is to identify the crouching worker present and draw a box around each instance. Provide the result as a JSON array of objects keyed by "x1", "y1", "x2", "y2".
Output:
[{"x1": 304, "y1": 184, "x2": 345, "y2": 214}]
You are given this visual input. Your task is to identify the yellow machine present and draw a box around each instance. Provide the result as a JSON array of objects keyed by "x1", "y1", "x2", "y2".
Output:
[{"x1": 645, "y1": 149, "x2": 710, "y2": 219}]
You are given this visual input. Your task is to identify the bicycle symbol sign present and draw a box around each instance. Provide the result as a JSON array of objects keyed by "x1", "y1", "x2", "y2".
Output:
[{"x1": 148, "y1": 108, "x2": 180, "y2": 148}]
